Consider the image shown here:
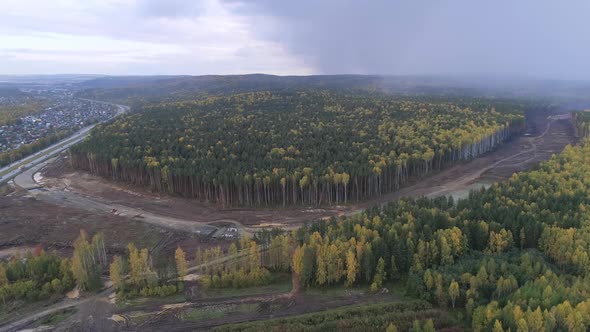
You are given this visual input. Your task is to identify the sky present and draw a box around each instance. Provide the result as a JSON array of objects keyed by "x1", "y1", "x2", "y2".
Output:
[{"x1": 1, "y1": 0, "x2": 590, "y2": 79}]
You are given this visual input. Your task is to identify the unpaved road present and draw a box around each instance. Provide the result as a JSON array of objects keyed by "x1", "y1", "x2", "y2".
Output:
[
  {"x1": 0, "y1": 287, "x2": 114, "y2": 332},
  {"x1": 423, "y1": 112, "x2": 570, "y2": 199}
]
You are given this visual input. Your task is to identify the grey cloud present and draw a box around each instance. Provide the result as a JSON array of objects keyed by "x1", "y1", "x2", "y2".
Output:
[
  {"x1": 136, "y1": 0, "x2": 205, "y2": 18},
  {"x1": 230, "y1": 0, "x2": 590, "y2": 79}
]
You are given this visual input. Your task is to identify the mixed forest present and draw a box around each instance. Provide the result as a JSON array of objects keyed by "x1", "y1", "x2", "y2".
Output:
[
  {"x1": 573, "y1": 110, "x2": 590, "y2": 138},
  {"x1": 70, "y1": 92, "x2": 524, "y2": 206},
  {"x1": 276, "y1": 130, "x2": 590, "y2": 330}
]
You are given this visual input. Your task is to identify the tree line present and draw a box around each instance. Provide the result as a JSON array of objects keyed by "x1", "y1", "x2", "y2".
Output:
[
  {"x1": 572, "y1": 110, "x2": 590, "y2": 139},
  {"x1": 0, "y1": 247, "x2": 75, "y2": 310},
  {"x1": 70, "y1": 91, "x2": 524, "y2": 206}
]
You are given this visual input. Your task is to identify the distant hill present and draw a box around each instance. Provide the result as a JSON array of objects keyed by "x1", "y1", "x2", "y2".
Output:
[
  {"x1": 75, "y1": 74, "x2": 392, "y2": 105},
  {"x1": 74, "y1": 74, "x2": 590, "y2": 106},
  {"x1": 0, "y1": 74, "x2": 106, "y2": 85}
]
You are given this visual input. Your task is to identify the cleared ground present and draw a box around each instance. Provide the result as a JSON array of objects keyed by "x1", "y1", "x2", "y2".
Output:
[{"x1": 0, "y1": 188, "x2": 230, "y2": 260}]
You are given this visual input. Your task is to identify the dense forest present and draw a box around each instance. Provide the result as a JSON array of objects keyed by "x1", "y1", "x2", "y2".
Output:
[
  {"x1": 70, "y1": 92, "x2": 524, "y2": 206},
  {"x1": 76, "y1": 75, "x2": 388, "y2": 106},
  {"x1": 573, "y1": 111, "x2": 590, "y2": 138},
  {"x1": 0, "y1": 249, "x2": 75, "y2": 311},
  {"x1": 0, "y1": 230, "x2": 192, "y2": 314},
  {"x1": 283, "y1": 132, "x2": 590, "y2": 331}
]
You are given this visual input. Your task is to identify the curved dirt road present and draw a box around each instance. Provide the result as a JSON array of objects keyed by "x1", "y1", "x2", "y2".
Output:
[{"x1": 424, "y1": 113, "x2": 565, "y2": 198}]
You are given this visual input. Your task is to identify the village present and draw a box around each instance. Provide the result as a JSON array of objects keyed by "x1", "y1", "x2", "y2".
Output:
[{"x1": 0, "y1": 90, "x2": 116, "y2": 153}]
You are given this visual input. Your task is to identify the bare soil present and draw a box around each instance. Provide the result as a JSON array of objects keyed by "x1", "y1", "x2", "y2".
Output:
[
  {"x1": 41, "y1": 156, "x2": 342, "y2": 229},
  {"x1": 0, "y1": 192, "x2": 230, "y2": 259}
]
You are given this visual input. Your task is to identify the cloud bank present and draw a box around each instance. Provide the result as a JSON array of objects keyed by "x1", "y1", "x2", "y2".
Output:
[{"x1": 1, "y1": 0, "x2": 590, "y2": 79}]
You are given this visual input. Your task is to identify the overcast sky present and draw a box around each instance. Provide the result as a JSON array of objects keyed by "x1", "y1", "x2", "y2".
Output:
[{"x1": 1, "y1": 0, "x2": 590, "y2": 79}]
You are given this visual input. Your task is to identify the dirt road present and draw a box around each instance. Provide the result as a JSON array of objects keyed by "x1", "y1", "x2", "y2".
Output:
[
  {"x1": 423, "y1": 112, "x2": 569, "y2": 198},
  {"x1": 0, "y1": 287, "x2": 114, "y2": 332}
]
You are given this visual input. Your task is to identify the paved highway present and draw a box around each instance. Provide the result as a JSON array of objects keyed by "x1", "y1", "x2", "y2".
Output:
[{"x1": 0, "y1": 101, "x2": 128, "y2": 185}]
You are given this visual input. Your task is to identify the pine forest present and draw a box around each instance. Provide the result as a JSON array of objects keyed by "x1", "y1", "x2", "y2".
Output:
[{"x1": 70, "y1": 92, "x2": 524, "y2": 206}]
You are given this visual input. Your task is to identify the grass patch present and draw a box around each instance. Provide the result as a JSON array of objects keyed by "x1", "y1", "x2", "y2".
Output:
[
  {"x1": 215, "y1": 300, "x2": 444, "y2": 332},
  {"x1": 126, "y1": 311, "x2": 153, "y2": 325},
  {"x1": 303, "y1": 284, "x2": 365, "y2": 297},
  {"x1": 199, "y1": 273, "x2": 291, "y2": 299},
  {"x1": 116, "y1": 296, "x2": 149, "y2": 309},
  {"x1": 303, "y1": 280, "x2": 408, "y2": 300},
  {"x1": 213, "y1": 300, "x2": 454, "y2": 332},
  {"x1": 178, "y1": 303, "x2": 259, "y2": 321},
  {"x1": 40, "y1": 308, "x2": 76, "y2": 325},
  {"x1": 116, "y1": 293, "x2": 186, "y2": 309}
]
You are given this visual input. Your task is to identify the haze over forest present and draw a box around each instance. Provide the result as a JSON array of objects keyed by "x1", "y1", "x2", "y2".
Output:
[{"x1": 2, "y1": 0, "x2": 590, "y2": 79}]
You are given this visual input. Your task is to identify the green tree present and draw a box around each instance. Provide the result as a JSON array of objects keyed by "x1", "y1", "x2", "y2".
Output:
[
  {"x1": 449, "y1": 280, "x2": 460, "y2": 308},
  {"x1": 385, "y1": 323, "x2": 398, "y2": 332},
  {"x1": 345, "y1": 250, "x2": 358, "y2": 287},
  {"x1": 423, "y1": 319, "x2": 435, "y2": 332},
  {"x1": 175, "y1": 247, "x2": 187, "y2": 280},
  {"x1": 109, "y1": 256, "x2": 124, "y2": 291},
  {"x1": 492, "y1": 320, "x2": 504, "y2": 332},
  {"x1": 371, "y1": 257, "x2": 386, "y2": 292}
]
